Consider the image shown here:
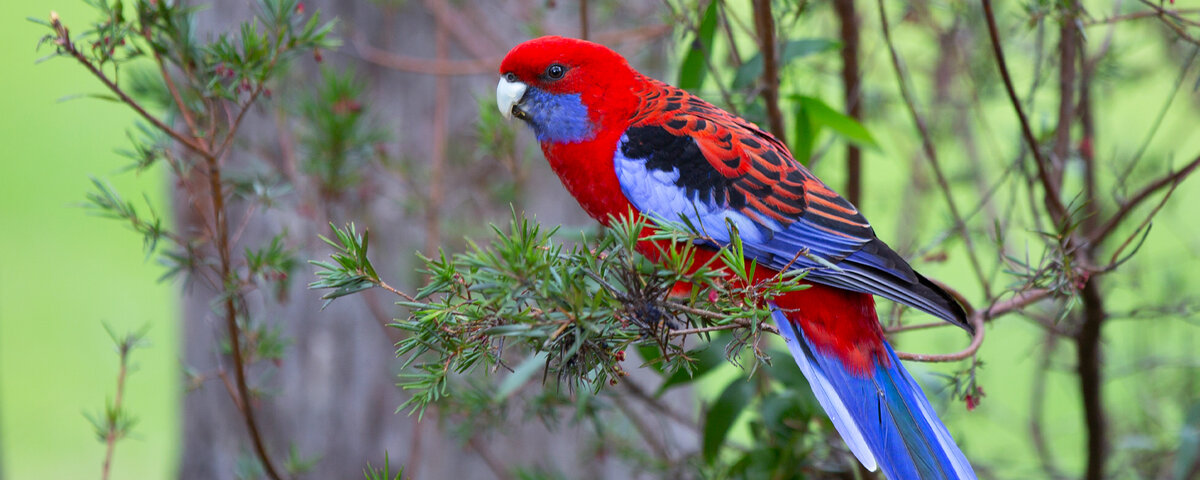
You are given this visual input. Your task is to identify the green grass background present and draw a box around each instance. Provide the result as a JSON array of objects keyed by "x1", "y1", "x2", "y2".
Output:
[{"x1": 1, "y1": 1, "x2": 179, "y2": 478}]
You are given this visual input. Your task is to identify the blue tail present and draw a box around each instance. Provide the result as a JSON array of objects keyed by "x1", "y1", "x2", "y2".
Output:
[{"x1": 771, "y1": 309, "x2": 976, "y2": 479}]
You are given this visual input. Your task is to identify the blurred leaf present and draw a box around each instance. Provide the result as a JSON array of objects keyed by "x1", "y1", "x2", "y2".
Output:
[
  {"x1": 791, "y1": 103, "x2": 815, "y2": 165},
  {"x1": 732, "y1": 39, "x2": 839, "y2": 90},
  {"x1": 759, "y1": 349, "x2": 809, "y2": 387},
  {"x1": 796, "y1": 95, "x2": 879, "y2": 149},
  {"x1": 677, "y1": 0, "x2": 719, "y2": 91},
  {"x1": 482, "y1": 324, "x2": 549, "y2": 338},
  {"x1": 703, "y1": 378, "x2": 754, "y2": 464},
  {"x1": 495, "y1": 352, "x2": 548, "y2": 401},
  {"x1": 1174, "y1": 402, "x2": 1200, "y2": 480},
  {"x1": 653, "y1": 334, "x2": 729, "y2": 395},
  {"x1": 363, "y1": 451, "x2": 404, "y2": 480}
]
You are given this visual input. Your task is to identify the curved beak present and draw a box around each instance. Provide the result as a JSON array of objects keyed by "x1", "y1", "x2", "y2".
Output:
[{"x1": 496, "y1": 77, "x2": 528, "y2": 120}]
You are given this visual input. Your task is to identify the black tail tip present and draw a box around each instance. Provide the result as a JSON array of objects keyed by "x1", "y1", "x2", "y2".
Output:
[{"x1": 917, "y1": 274, "x2": 974, "y2": 336}]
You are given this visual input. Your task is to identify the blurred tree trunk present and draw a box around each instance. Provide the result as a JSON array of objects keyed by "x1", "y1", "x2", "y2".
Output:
[{"x1": 177, "y1": 1, "x2": 673, "y2": 478}]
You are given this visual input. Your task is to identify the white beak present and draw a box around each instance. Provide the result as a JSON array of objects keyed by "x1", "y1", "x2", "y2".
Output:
[{"x1": 496, "y1": 77, "x2": 528, "y2": 120}]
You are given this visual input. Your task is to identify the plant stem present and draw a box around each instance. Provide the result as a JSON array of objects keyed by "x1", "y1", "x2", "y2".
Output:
[
  {"x1": 100, "y1": 342, "x2": 132, "y2": 480},
  {"x1": 751, "y1": 0, "x2": 786, "y2": 142},
  {"x1": 205, "y1": 154, "x2": 285, "y2": 480},
  {"x1": 833, "y1": 0, "x2": 862, "y2": 206},
  {"x1": 980, "y1": 0, "x2": 1070, "y2": 223},
  {"x1": 1077, "y1": 280, "x2": 1107, "y2": 480},
  {"x1": 876, "y1": 0, "x2": 992, "y2": 299}
]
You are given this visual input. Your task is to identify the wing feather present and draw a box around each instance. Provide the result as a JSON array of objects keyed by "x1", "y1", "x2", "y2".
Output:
[{"x1": 618, "y1": 79, "x2": 970, "y2": 331}]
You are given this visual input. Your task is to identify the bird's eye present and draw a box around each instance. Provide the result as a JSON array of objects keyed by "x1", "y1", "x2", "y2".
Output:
[
  {"x1": 504, "y1": 72, "x2": 518, "y2": 83},
  {"x1": 545, "y1": 64, "x2": 566, "y2": 80}
]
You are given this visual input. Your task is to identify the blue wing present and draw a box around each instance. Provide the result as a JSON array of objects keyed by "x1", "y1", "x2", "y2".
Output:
[{"x1": 614, "y1": 96, "x2": 969, "y2": 332}]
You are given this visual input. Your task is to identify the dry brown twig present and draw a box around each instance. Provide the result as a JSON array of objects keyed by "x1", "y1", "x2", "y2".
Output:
[{"x1": 49, "y1": 11, "x2": 288, "y2": 479}]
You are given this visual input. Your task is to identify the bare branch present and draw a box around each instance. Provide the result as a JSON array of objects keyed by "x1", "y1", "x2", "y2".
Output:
[
  {"x1": 751, "y1": 0, "x2": 786, "y2": 142},
  {"x1": 833, "y1": 0, "x2": 863, "y2": 205},
  {"x1": 350, "y1": 32, "x2": 500, "y2": 75},
  {"x1": 876, "y1": 0, "x2": 992, "y2": 298},
  {"x1": 49, "y1": 15, "x2": 206, "y2": 155},
  {"x1": 895, "y1": 288, "x2": 1053, "y2": 362},
  {"x1": 980, "y1": 0, "x2": 1071, "y2": 223},
  {"x1": 1091, "y1": 153, "x2": 1200, "y2": 246}
]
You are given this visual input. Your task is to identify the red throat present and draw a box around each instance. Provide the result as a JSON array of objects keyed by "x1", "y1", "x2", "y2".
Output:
[{"x1": 541, "y1": 131, "x2": 637, "y2": 224}]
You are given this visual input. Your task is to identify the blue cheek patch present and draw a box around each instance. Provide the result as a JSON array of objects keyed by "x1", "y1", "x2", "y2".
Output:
[{"x1": 521, "y1": 88, "x2": 595, "y2": 144}]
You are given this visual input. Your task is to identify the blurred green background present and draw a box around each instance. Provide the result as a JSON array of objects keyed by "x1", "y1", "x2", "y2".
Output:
[
  {"x1": 1, "y1": 1, "x2": 179, "y2": 478},
  {"x1": 2, "y1": 0, "x2": 1199, "y2": 479}
]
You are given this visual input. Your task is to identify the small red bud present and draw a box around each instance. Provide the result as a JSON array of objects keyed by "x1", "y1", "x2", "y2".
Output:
[
  {"x1": 1078, "y1": 136, "x2": 1094, "y2": 159},
  {"x1": 614, "y1": 350, "x2": 626, "y2": 362},
  {"x1": 313, "y1": 48, "x2": 323, "y2": 63},
  {"x1": 707, "y1": 290, "x2": 719, "y2": 303},
  {"x1": 296, "y1": 2, "x2": 305, "y2": 14}
]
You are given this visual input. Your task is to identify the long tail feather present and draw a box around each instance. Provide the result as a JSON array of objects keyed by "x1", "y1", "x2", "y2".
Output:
[{"x1": 771, "y1": 308, "x2": 976, "y2": 479}]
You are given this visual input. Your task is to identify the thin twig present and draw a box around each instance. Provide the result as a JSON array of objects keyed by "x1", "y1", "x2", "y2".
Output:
[
  {"x1": 424, "y1": 16, "x2": 450, "y2": 259},
  {"x1": 377, "y1": 279, "x2": 417, "y2": 302},
  {"x1": 895, "y1": 288, "x2": 1053, "y2": 362},
  {"x1": 751, "y1": 0, "x2": 786, "y2": 142},
  {"x1": 52, "y1": 11, "x2": 285, "y2": 478},
  {"x1": 833, "y1": 0, "x2": 862, "y2": 205},
  {"x1": 1084, "y1": 7, "x2": 1200, "y2": 26},
  {"x1": 421, "y1": 0, "x2": 501, "y2": 60},
  {"x1": 1029, "y1": 333, "x2": 1067, "y2": 479},
  {"x1": 668, "y1": 318, "x2": 778, "y2": 337},
  {"x1": 1122, "y1": 46, "x2": 1199, "y2": 182},
  {"x1": 143, "y1": 26, "x2": 204, "y2": 144},
  {"x1": 100, "y1": 339, "x2": 133, "y2": 480},
  {"x1": 49, "y1": 15, "x2": 205, "y2": 155},
  {"x1": 876, "y1": 0, "x2": 992, "y2": 299},
  {"x1": 1051, "y1": 12, "x2": 1078, "y2": 193},
  {"x1": 895, "y1": 314, "x2": 985, "y2": 362},
  {"x1": 1090, "y1": 153, "x2": 1200, "y2": 245},
  {"x1": 609, "y1": 391, "x2": 673, "y2": 463},
  {"x1": 361, "y1": 289, "x2": 406, "y2": 345},
  {"x1": 207, "y1": 153, "x2": 285, "y2": 480},
  {"x1": 1107, "y1": 181, "x2": 1177, "y2": 267},
  {"x1": 579, "y1": 0, "x2": 589, "y2": 40},
  {"x1": 621, "y1": 380, "x2": 700, "y2": 433},
  {"x1": 884, "y1": 320, "x2": 945, "y2": 334},
  {"x1": 466, "y1": 435, "x2": 515, "y2": 480},
  {"x1": 350, "y1": 32, "x2": 501, "y2": 75},
  {"x1": 980, "y1": 0, "x2": 1071, "y2": 223},
  {"x1": 592, "y1": 24, "x2": 673, "y2": 46}
]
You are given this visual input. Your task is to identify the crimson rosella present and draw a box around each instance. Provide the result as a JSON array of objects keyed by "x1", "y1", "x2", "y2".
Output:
[{"x1": 497, "y1": 36, "x2": 976, "y2": 479}]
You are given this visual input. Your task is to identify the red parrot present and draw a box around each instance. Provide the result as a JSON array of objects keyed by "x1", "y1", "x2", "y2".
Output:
[{"x1": 497, "y1": 36, "x2": 976, "y2": 479}]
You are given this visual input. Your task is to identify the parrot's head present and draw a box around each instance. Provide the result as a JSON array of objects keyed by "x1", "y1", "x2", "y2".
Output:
[{"x1": 497, "y1": 36, "x2": 640, "y2": 144}]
